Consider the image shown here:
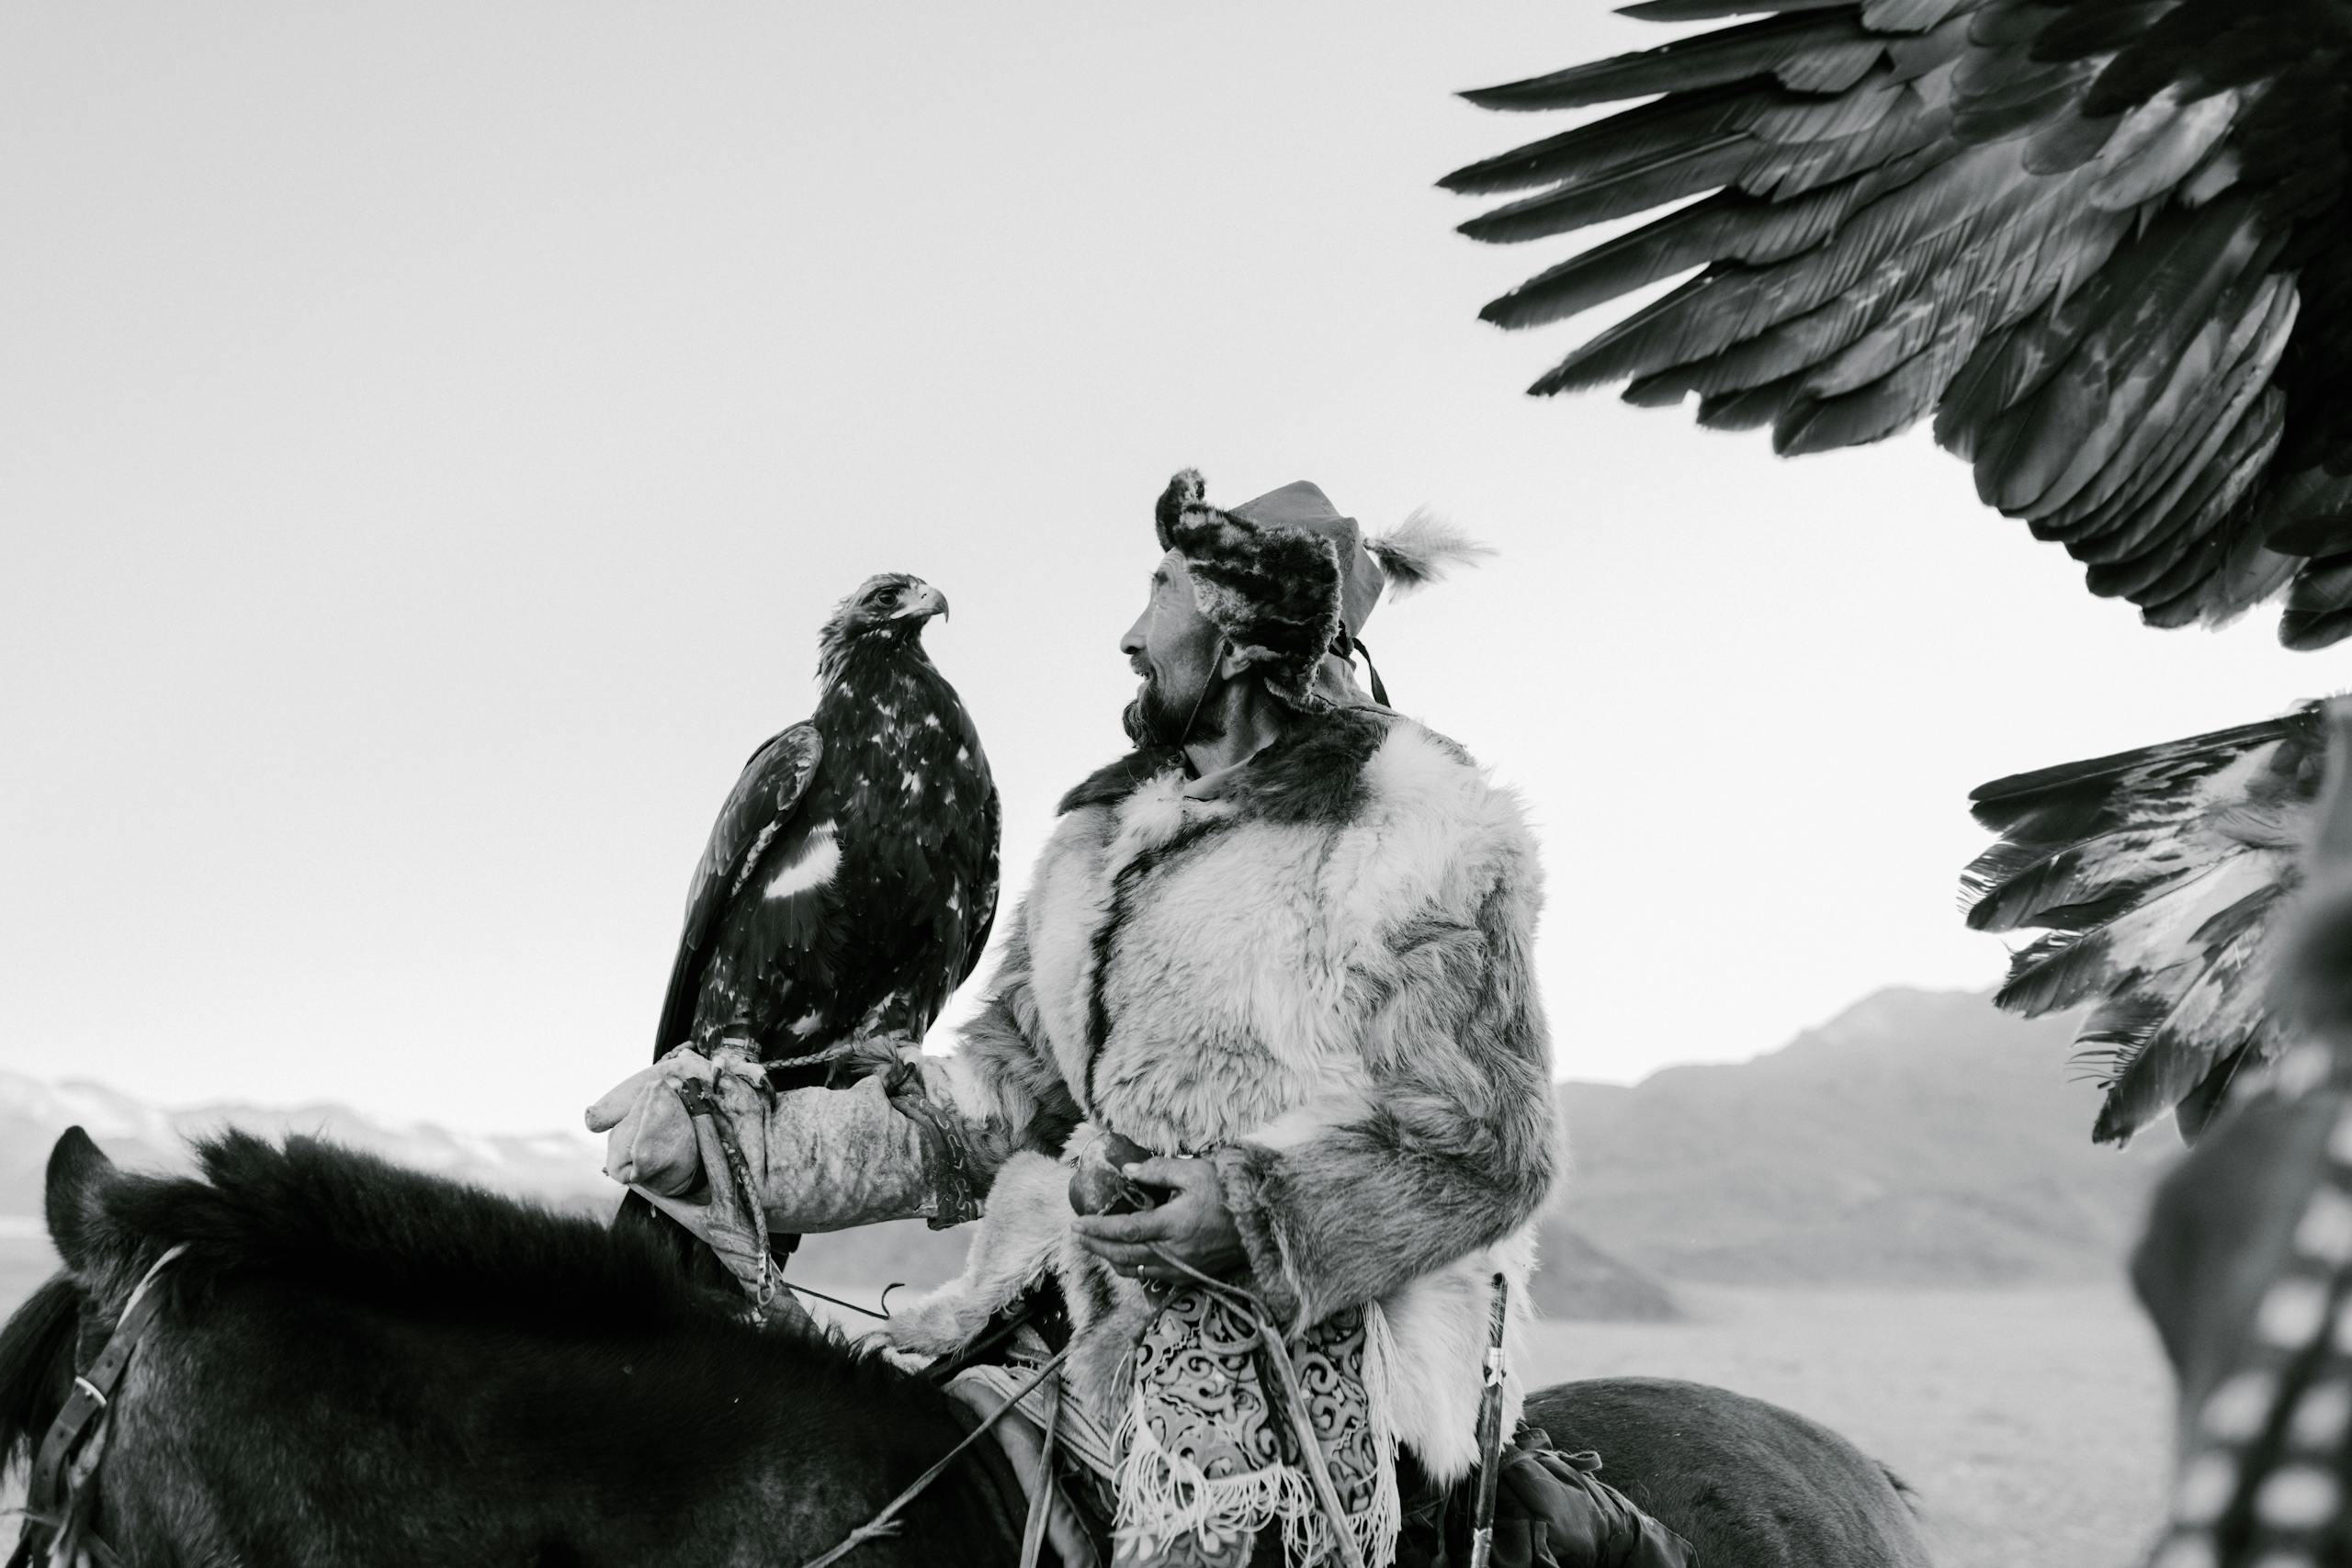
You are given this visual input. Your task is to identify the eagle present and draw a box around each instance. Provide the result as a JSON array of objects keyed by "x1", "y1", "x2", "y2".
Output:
[
  {"x1": 1441, "y1": 0, "x2": 2352, "y2": 1143},
  {"x1": 1444, "y1": 0, "x2": 2352, "y2": 646},
  {"x1": 623, "y1": 571, "x2": 999, "y2": 1273},
  {"x1": 650, "y1": 573, "x2": 999, "y2": 1068}
]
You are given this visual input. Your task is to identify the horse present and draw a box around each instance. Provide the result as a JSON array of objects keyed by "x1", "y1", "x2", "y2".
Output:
[{"x1": 1, "y1": 1126, "x2": 1933, "y2": 1567}]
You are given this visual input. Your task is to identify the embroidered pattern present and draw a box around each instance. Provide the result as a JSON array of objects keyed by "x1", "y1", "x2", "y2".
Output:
[{"x1": 1114, "y1": 1289, "x2": 1397, "y2": 1567}]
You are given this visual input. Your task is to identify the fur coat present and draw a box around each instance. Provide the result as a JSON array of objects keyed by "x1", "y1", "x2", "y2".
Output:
[{"x1": 886, "y1": 704, "x2": 1560, "y2": 1482}]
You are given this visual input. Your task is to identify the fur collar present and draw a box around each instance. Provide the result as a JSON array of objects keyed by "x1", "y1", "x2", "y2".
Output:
[
  {"x1": 1056, "y1": 747, "x2": 1183, "y2": 815},
  {"x1": 1055, "y1": 706, "x2": 1395, "y2": 828}
]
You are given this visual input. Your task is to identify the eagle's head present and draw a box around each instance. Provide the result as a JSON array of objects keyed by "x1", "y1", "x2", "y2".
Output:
[{"x1": 817, "y1": 572, "x2": 949, "y2": 681}]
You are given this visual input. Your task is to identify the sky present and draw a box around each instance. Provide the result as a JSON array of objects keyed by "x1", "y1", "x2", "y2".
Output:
[{"x1": 0, "y1": 4, "x2": 2331, "y2": 1133}]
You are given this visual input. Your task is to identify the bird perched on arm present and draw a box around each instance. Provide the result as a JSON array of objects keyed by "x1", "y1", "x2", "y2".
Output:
[
  {"x1": 651, "y1": 573, "x2": 999, "y2": 1072},
  {"x1": 621, "y1": 571, "x2": 999, "y2": 1276}
]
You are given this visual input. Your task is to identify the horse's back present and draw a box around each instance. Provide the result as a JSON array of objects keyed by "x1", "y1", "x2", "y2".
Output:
[{"x1": 1524, "y1": 1377, "x2": 1934, "y2": 1568}]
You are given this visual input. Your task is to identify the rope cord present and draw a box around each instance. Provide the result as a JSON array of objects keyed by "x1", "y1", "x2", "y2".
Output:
[
  {"x1": 798, "y1": 1250, "x2": 1376, "y2": 1568},
  {"x1": 683, "y1": 1062, "x2": 1374, "y2": 1568},
  {"x1": 1016, "y1": 1378, "x2": 1063, "y2": 1568},
  {"x1": 672, "y1": 1076, "x2": 782, "y2": 1319},
  {"x1": 795, "y1": 1341, "x2": 1077, "y2": 1568}
]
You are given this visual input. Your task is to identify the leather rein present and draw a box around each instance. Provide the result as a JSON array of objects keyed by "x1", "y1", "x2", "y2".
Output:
[{"x1": 6, "y1": 1245, "x2": 187, "y2": 1568}]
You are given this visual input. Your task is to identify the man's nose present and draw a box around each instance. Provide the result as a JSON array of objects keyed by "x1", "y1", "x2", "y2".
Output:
[{"x1": 1118, "y1": 617, "x2": 1146, "y2": 656}]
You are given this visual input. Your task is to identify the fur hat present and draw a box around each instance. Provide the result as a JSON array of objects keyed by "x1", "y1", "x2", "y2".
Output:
[{"x1": 1152, "y1": 468, "x2": 1489, "y2": 711}]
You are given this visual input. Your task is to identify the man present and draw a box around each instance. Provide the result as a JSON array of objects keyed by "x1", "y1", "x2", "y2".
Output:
[{"x1": 590, "y1": 469, "x2": 1558, "y2": 1568}]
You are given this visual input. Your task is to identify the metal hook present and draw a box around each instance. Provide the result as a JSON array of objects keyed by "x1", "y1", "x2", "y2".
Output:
[{"x1": 785, "y1": 1280, "x2": 904, "y2": 1321}]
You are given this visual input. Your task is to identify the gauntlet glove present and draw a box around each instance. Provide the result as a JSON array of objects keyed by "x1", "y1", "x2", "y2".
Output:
[{"x1": 587, "y1": 1048, "x2": 950, "y2": 1235}]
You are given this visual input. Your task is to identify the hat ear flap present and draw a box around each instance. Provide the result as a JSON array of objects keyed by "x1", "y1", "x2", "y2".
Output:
[
  {"x1": 1177, "y1": 521, "x2": 1342, "y2": 711},
  {"x1": 1156, "y1": 469, "x2": 1206, "y2": 552},
  {"x1": 1153, "y1": 468, "x2": 1341, "y2": 712}
]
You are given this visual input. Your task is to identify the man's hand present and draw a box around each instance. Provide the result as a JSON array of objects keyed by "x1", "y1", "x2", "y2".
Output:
[{"x1": 1069, "y1": 1156, "x2": 1247, "y2": 1284}]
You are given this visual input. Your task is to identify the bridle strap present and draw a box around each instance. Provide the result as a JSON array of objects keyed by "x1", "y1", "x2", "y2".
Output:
[{"x1": 8, "y1": 1245, "x2": 187, "y2": 1568}]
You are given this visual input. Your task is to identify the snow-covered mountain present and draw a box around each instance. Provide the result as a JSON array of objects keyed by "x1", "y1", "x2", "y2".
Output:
[
  {"x1": 0, "y1": 1064, "x2": 1670, "y2": 1319},
  {"x1": 4, "y1": 987, "x2": 2158, "y2": 1320},
  {"x1": 0, "y1": 1067, "x2": 612, "y2": 1220}
]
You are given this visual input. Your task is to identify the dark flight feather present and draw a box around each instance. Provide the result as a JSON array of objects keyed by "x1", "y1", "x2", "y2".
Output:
[
  {"x1": 650, "y1": 725, "x2": 825, "y2": 1064},
  {"x1": 1448, "y1": 0, "x2": 2352, "y2": 646},
  {"x1": 1960, "y1": 704, "x2": 2330, "y2": 1143},
  {"x1": 1463, "y1": 13, "x2": 1888, "y2": 112}
]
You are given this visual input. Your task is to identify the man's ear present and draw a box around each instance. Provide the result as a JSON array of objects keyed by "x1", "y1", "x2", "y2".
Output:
[{"x1": 1215, "y1": 640, "x2": 1265, "y2": 682}]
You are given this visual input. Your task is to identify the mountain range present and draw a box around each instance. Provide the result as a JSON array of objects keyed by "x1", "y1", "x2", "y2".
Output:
[
  {"x1": 0, "y1": 987, "x2": 2177, "y2": 1322},
  {"x1": 1553, "y1": 987, "x2": 2170, "y2": 1289}
]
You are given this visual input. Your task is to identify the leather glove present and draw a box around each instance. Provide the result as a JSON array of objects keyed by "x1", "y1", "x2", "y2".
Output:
[{"x1": 586, "y1": 1047, "x2": 770, "y2": 1198}]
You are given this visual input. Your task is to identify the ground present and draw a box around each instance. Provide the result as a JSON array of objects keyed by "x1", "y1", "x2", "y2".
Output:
[
  {"x1": 1512, "y1": 1284, "x2": 2173, "y2": 1568},
  {"x1": 1, "y1": 1241, "x2": 2171, "y2": 1566}
]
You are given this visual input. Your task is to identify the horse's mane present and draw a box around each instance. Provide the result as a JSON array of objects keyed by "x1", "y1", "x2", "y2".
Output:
[
  {"x1": 102, "y1": 1130, "x2": 798, "y2": 1344},
  {"x1": 3, "y1": 1126, "x2": 975, "y2": 1519},
  {"x1": 0, "y1": 1273, "x2": 82, "y2": 1474},
  {"x1": 85, "y1": 1131, "x2": 717, "y2": 1331}
]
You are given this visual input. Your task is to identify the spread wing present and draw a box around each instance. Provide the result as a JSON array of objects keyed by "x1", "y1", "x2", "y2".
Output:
[
  {"x1": 650, "y1": 723, "x2": 822, "y2": 1058},
  {"x1": 1962, "y1": 701, "x2": 2327, "y2": 1142},
  {"x1": 1446, "y1": 0, "x2": 2352, "y2": 646}
]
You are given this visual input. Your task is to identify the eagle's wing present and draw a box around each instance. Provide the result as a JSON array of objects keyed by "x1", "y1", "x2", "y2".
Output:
[
  {"x1": 1962, "y1": 701, "x2": 2327, "y2": 1142},
  {"x1": 879, "y1": 714, "x2": 999, "y2": 1035},
  {"x1": 959, "y1": 773, "x2": 1001, "y2": 989},
  {"x1": 1447, "y1": 0, "x2": 2352, "y2": 645},
  {"x1": 650, "y1": 723, "x2": 823, "y2": 1058}
]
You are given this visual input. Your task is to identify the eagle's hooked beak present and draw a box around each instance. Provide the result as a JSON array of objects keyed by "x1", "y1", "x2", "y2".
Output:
[{"x1": 894, "y1": 582, "x2": 949, "y2": 623}]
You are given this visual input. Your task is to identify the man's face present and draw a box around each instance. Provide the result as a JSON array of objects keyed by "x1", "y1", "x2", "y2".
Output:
[{"x1": 1119, "y1": 551, "x2": 1226, "y2": 747}]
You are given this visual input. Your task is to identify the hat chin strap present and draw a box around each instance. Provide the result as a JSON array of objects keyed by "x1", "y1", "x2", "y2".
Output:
[
  {"x1": 1173, "y1": 635, "x2": 1228, "y2": 750},
  {"x1": 1333, "y1": 628, "x2": 1389, "y2": 707}
]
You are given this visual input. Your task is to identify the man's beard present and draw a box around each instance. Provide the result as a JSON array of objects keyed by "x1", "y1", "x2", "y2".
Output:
[{"x1": 1124, "y1": 668, "x2": 1222, "y2": 749}]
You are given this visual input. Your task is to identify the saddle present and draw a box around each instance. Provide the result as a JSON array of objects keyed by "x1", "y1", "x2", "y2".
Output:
[{"x1": 1396, "y1": 1434, "x2": 1695, "y2": 1568}]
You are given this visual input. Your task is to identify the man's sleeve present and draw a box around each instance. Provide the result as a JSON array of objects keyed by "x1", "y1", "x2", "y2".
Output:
[
  {"x1": 758, "y1": 909, "x2": 1083, "y2": 1232},
  {"x1": 1209, "y1": 864, "x2": 1560, "y2": 1328},
  {"x1": 919, "y1": 916, "x2": 1085, "y2": 1178}
]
